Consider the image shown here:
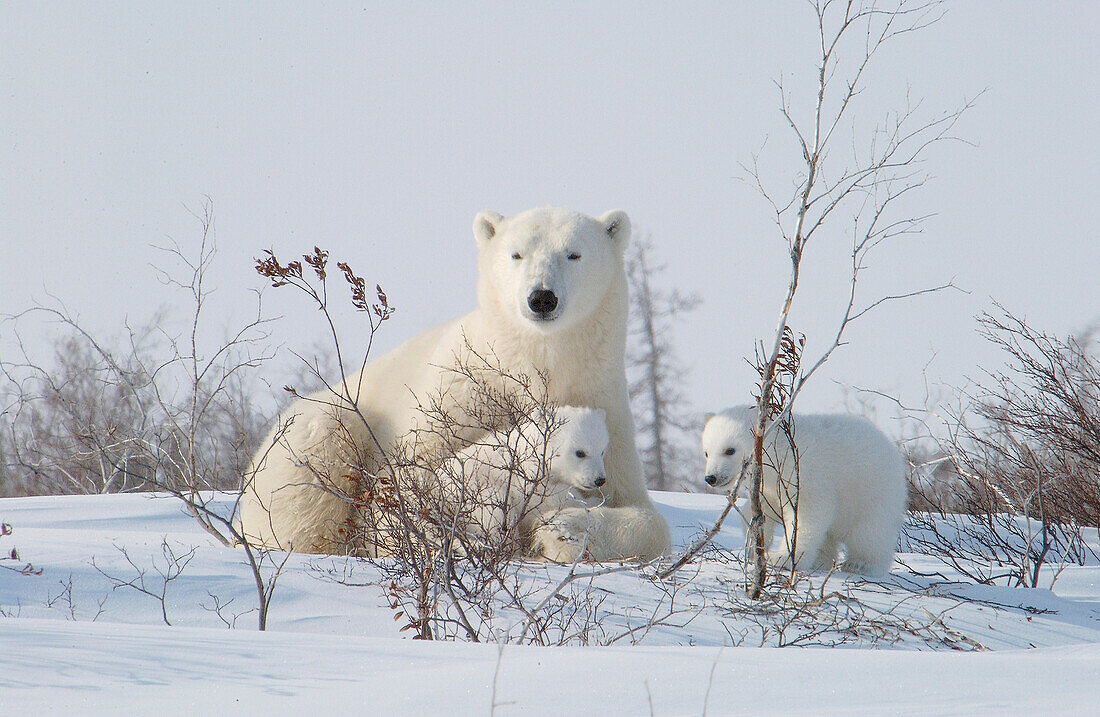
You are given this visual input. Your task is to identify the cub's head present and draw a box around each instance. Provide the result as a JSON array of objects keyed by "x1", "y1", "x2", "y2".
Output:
[
  {"x1": 548, "y1": 406, "x2": 610, "y2": 494},
  {"x1": 473, "y1": 207, "x2": 630, "y2": 333},
  {"x1": 701, "y1": 407, "x2": 756, "y2": 491}
]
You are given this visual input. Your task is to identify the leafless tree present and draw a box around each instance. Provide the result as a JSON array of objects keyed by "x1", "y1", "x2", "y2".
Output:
[
  {"x1": 625, "y1": 234, "x2": 701, "y2": 491},
  {"x1": 740, "y1": 0, "x2": 968, "y2": 597},
  {"x1": 660, "y1": 0, "x2": 970, "y2": 597}
]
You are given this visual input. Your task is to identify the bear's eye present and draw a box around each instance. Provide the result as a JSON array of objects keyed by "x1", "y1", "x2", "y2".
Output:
[
  {"x1": 511, "y1": 252, "x2": 523, "y2": 260},
  {"x1": 567, "y1": 253, "x2": 581, "y2": 261},
  {"x1": 575, "y1": 450, "x2": 587, "y2": 459},
  {"x1": 724, "y1": 447, "x2": 736, "y2": 456}
]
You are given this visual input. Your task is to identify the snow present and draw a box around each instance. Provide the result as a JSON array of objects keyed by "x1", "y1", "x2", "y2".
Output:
[{"x1": 3, "y1": 491, "x2": 1100, "y2": 714}]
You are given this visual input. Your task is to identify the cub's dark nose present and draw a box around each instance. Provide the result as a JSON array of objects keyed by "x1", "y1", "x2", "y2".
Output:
[
  {"x1": 704, "y1": 474, "x2": 718, "y2": 486},
  {"x1": 593, "y1": 475, "x2": 606, "y2": 488},
  {"x1": 527, "y1": 289, "x2": 558, "y2": 315}
]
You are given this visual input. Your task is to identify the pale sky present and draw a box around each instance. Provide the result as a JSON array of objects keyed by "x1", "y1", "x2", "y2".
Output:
[{"x1": 2, "y1": 2, "x2": 1098, "y2": 433}]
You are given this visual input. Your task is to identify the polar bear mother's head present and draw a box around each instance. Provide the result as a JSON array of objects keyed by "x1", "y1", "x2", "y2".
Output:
[{"x1": 473, "y1": 207, "x2": 630, "y2": 333}]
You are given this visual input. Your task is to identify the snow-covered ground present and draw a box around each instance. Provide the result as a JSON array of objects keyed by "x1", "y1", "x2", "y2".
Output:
[{"x1": 3, "y1": 491, "x2": 1100, "y2": 714}]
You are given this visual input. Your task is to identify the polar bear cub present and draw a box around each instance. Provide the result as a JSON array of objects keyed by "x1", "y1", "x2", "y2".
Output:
[
  {"x1": 441, "y1": 405, "x2": 610, "y2": 561},
  {"x1": 701, "y1": 406, "x2": 907, "y2": 576}
]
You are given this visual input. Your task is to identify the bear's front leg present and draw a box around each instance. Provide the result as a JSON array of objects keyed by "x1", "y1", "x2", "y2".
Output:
[
  {"x1": 771, "y1": 509, "x2": 833, "y2": 575},
  {"x1": 531, "y1": 508, "x2": 592, "y2": 564},
  {"x1": 534, "y1": 505, "x2": 669, "y2": 562},
  {"x1": 594, "y1": 410, "x2": 671, "y2": 561}
]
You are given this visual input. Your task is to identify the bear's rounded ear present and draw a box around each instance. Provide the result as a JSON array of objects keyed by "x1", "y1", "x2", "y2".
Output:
[
  {"x1": 598, "y1": 210, "x2": 631, "y2": 250},
  {"x1": 704, "y1": 412, "x2": 716, "y2": 423},
  {"x1": 473, "y1": 211, "x2": 504, "y2": 246}
]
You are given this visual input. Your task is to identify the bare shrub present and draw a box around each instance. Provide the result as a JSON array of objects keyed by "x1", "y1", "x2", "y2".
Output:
[
  {"x1": 899, "y1": 307, "x2": 1099, "y2": 588},
  {"x1": 968, "y1": 308, "x2": 1100, "y2": 526},
  {"x1": 1, "y1": 200, "x2": 288, "y2": 629},
  {"x1": 699, "y1": 544, "x2": 985, "y2": 650},
  {"x1": 339, "y1": 347, "x2": 651, "y2": 643},
  {"x1": 91, "y1": 540, "x2": 198, "y2": 626},
  {"x1": 353, "y1": 355, "x2": 569, "y2": 641},
  {"x1": 0, "y1": 521, "x2": 41, "y2": 577}
]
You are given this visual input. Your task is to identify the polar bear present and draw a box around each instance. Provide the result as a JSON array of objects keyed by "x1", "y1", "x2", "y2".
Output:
[
  {"x1": 239, "y1": 207, "x2": 670, "y2": 562},
  {"x1": 440, "y1": 406, "x2": 611, "y2": 562},
  {"x1": 701, "y1": 406, "x2": 907, "y2": 576}
]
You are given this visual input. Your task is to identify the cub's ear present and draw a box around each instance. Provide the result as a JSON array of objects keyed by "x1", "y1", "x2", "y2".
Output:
[
  {"x1": 473, "y1": 211, "x2": 504, "y2": 246},
  {"x1": 598, "y1": 209, "x2": 631, "y2": 251},
  {"x1": 703, "y1": 412, "x2": 716, "y2": 423}
]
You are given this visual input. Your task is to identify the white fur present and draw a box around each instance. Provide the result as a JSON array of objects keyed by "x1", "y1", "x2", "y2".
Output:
[
  {"x1": 441, "y1": 406, "x2": 611, "y2": 561},
  {"x1": 239, "y1": 208, "x2": 670, "y2": 561},
  {"x1": 701, "y1": 406, "x2": 907, "y2": 576}
]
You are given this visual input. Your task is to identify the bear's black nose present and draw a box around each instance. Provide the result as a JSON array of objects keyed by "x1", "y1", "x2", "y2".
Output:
[
  {"x1": 594, "y1": 475, "x2": 606, "y2": 488},
  {"x1": 704, "y1": 474, "x2": 718, "y2": 486},
  {"x1": 528, "y1": 289, "x2": 558, "y2": 315}
]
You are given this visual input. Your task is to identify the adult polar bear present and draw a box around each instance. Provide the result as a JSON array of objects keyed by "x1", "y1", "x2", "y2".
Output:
[{"x1": 239, "y1": 207, "x2": 671, "y2": 562}]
